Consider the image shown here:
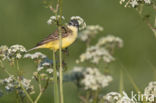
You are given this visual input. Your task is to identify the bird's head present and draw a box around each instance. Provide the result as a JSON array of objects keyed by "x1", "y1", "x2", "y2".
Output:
[{"x1": 68, "y1": 19, "x2": 79, "y2": 28}]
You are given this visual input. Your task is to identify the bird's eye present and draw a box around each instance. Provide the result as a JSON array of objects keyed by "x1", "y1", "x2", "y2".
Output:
[{"x1": 69, "y1": 22, "x2": 72, "y2": 25}]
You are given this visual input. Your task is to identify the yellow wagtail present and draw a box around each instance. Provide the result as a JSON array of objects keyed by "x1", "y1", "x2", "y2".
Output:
[{"x1": 29, "y1": 19, "x2": 79, "y2": 52}]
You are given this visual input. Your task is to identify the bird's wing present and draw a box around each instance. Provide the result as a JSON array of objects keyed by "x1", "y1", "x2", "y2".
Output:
[{"x1": 36, "y1": 26, "x2": 72, "y2": 47}]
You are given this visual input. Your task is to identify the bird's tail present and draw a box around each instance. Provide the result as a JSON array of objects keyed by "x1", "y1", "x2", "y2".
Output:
[{"x1": 27, "y1": 46, "x2": 39, "y2": 52}]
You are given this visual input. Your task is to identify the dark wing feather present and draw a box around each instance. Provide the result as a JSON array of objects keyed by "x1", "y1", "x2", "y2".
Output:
[{"x1": 36, "y1": 26, "x2": 72, "y2": 47}]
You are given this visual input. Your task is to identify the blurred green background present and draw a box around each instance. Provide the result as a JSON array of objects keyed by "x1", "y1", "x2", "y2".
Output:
[{"x1": 0, "y1": 0, "x2": 156, "y2": 102}]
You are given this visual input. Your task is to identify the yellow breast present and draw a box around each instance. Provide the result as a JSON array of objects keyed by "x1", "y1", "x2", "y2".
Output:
[{"x1": 40, "y1": 26, "x2": 78, "y2": 51}]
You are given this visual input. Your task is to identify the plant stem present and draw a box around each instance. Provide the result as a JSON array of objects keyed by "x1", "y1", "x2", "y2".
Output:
[
  {"x1": 58, "y1": 0, "x2": 64, "y2": 102},
  {"x1": 34, "y1": 91, "x2": 43, "y2": 103},
  {"x1": 34, "y1": 77, "x2": 42, "y2": 103},
  {"x1": 16, "y1": 60, "x2": 33, "y2": 103},
  {"x1": 16, "y1": 60, "x2": 21, "y2": 76},
  {"x1": 119, "y1": 69, "x2": 124, "y2": 94},
  {"x1": 93, "y1": 90, "x2": 99, "y2": 103},
  {"x1": 18, "y1": 80, "x2": 34, "y2": 103},
  {"x1": 53, "y1": 50, "x2": 59, "y2": 103}
]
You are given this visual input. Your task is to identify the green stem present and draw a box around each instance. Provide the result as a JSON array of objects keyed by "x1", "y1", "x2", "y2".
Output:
[
  {"x1": 18, "y1": 80, "x2": 34, "y2": 103},
  {"x1": 16, "y1": 60, "x2": 33, "y2": 103},
  {"x1": 58, "y1": 0, "x2": 64, "y2": 102},
  {"x1": 34, "y1": 77, "x2": 42, "y2": 103},
  {"x1": 16, "y1": 60, "x2": 21, "y2": 76},
  {"x1": 0, "y1": 60, "x2": 33, "y2": 103},
  {"x1": 53, "y1": 50, "x2": 59, "y2": 103},
  {"x1": 119, "y1": 69, "x2": 124, "y2": 94},
  {"x1": 34, "y1": 91, "x2": 43, "y2": 103},
  {"x1": 0, "y1": 60, "x2": 5, "y2": 70},
  {"x1": 154, "y1": 16, "x2": 156, "y2": 28},
  {"x1": 93, "y1": 90, "x2": 99, "y2": 103},
  {"x1": 15, "y1": 90, "x2": 20, "y2": 103},
  {"x1": 124, "y1": 70, "x2": 140, "y2": 92}
]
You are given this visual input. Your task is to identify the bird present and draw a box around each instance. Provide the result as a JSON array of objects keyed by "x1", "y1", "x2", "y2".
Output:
[{"x1": 28, "y1": 19, "x2": 79, "y2": 52}]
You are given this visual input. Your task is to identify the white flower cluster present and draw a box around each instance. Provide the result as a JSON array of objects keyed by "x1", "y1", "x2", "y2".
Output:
[
  {"x1": 77, "y1": 35, "x2": 123, "y2": 64},
  {"x1": 2, "y1": 75, "x2": 15, "y2": 91},
  {"x1": 79, "y1": 25, "x2": 103, "y2": 42},
  {"x1": 120, "y1": 0, "x2": 152, "y2": 8},
  {"x1": 96, "y1": 35, "x2": 123, "y2": 48},
  {"x1": 37, "y1": 61, "x2": 51, "y2": 71},
  {"x1": 81, "y1": 67, "x2": 112, "y2": 90},
  {"x1": 144, "y1": 81, "x2": 156, "y2": 98},
  {"x1": 1, "y1": 75, "x2": 34, "y2": 94},
  {"x1": 21, "y1": 78, "x2": 34, "y2": 93},
  {"x1": 70, "y1": 16, "x2": 86, "y2": 30},
  {"x1": 101, "y1": 92, "x2": 136, "y2": 103},
  {"x1": 77, "y1": 46, "x2": 114, "y2": 64},
  {"x1": 24, "y1": 52, "x2": 46, "y2": 60},
  {"x1": 32, "y1": 58, "x2": 55, "y2": 81},
  {"x1": 71, "y1": 66, "x2": 83, "y2": 73},
  {"x1": 7, "y1": 44, "x2": 27, "y2": 60},
  {"x1": 101, "y1": 92, "x2": 122, "y2": 103},
  {"x1": 0, "y1": 45, "x2": 8, "y2": 60},
  {"x1": 47, "y1": 15, "x2": 65, "y2": 25}
]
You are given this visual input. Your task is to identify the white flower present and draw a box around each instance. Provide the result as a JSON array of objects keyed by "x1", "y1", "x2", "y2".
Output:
[
  {"x1": 47, "y1": 19, "x2": 52, "y2": 25},
  {"x1": 24, "y1": 52, "x2": 46, "y2": 60},
  {"x1": 117, "y1": 92, "x2": 135, "y2": 103},
  {"x1": 42, "y1": 62, "x2": 50, "y2": 66},
  {"x1": 37, "y1": 66, "x2": 44, "y2": 71},
  {"x1": 120, "y1": 0, "x2": 126, "y2": 4},
  {"x1": 144, "y1": 0, "x2": 151, "y2": 4},
  {"x1": 120, "y1": 0, "x2": 151, "y2": 8},
  {"x1": 3, "y1": 75, "x2": 15, "y2": 83},
  {"x1": 79, "y1": 25, "x2": 103, "y2": 41},
  {"x1": 77, "y1": 35, "x2": 123, "y2": 64},
  {"x1": 130, "y1": 0, "x2": 138, "y2": 8},
  {"x1": 81, "y1": 67, "x2": 112, "y2": 90},
  {"x1": 101, "y1": 92, "x2": 122, "y2": 103},
  {"x1": 72, "y1": 66, "x2": 83, "y2": 72},
  {"x1": 78, "y1": 45, "x2": 114, "y2": 64},
  {"x1": 47, "y1": 15, "x2": 65, "y2": 25},
  {"x1": 7, "y1": 44, "x2": 27, "y2": 60},
  {"x1": 21, "y1": 78, "x2": 33, "y2": 91},
  {"x1": 144, "y1": 81, "x2": 156, "y2": 97},
  {"x1": 101, "y1": 91, "x2": 136, "y2": 103},
  {"x1": 46, "y1": 68, "x2": 53, "y2": 74},
  {"x1": 96, "y1": 35, "x2": 123, "y2": 48},
  {"x1": 0, "y1": 45, "x2": 8, "y2": 60},
  {"x1": 70, "y1": 16, "x2": 86, "y2": 30}
]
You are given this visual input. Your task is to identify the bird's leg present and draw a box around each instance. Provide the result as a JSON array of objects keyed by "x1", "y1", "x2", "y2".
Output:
[
  {"x1": 62, "y1": 60, "x2": 67, "y2": 71},
  {"x1": 62, "y1": 48, "x2": 69, "y2": 55}
]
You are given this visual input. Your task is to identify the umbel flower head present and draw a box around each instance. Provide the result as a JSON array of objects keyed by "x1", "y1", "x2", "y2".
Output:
[
  {"x1": 77, "y1": 35, "x2": 123, "y2": 64},
  {"x1": 81, "y1": 67, "x2": 112, "y2": 90},
  {"x1": 144, "y1": 81, "x2": 156, "y2": 98},
  {"x1": 100, "y1": 92, "x2": 122, "y2": 103},
  {"x1": 27, "y1": 53, "x2": 55, "y2": 81},
  {"x1": 7, "y1": 44, "x2": 27, "y2": 61},
  {"x1": 96, "y1": 35, "x2": 123, "y2": 49},
  {"x1": 120, "y1": 0, "x2": 152, "y2": 8},
  {"x1": 79, "y1": 25, "x2": 103, "y2": 42},
  {"x1": 0, "y1": 45, "x2": 8, "y2": 61},
  {"x1": 100, "y1": 91, "x2": 136, "y2": 103},
  {"x1": 0, "y1": 75, "x2": 34, "y2": 95},
  {"x1": 64, "y1": 67, "x2": 112, "y2": 91},
  {"x1": 24, "y1": 52, "x2": 47, "y2": 60},
  {"x1": 77, "y1": 45, "x2": 115, "y2": 64},
  {"x1": 47, "y1": 15, "x2": 65, "y2": 25}
]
